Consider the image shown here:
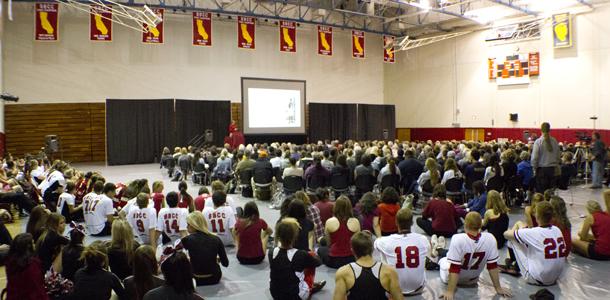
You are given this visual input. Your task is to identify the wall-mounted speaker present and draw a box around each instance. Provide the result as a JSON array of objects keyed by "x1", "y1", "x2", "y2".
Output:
[{"x1": 509, "y1": 113, "x2": 519, "y2": 122}]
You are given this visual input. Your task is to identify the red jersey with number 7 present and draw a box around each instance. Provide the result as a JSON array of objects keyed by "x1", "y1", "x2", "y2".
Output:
[
  {"x1": 202, "y1": 206, "x2": 236, "y2": 246},
  {"x1": 514, "y1": 225, "x2": 567, "y2": 285},
  {"x1": 445, "y1": 232, "x2": 499, "y2": 283},
  {"x1": 374, "y1": 232, "x2": 430, "y2": 294},
  {"x1": 156, "y1": 207, "x2": 188, "y2": 244}
]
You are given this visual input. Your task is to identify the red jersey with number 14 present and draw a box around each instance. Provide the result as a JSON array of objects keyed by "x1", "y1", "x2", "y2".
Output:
[
  {"x1": 156, "y1": 207, "x2": 188, "y2": 244},
  {"x1": 374, "y1": 232, "x2": 429, "y2": 294}
]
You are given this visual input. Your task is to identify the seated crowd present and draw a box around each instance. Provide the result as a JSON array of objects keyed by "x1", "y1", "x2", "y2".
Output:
[{"x1": 1, "y1": 134, "x2": 610, "y2": 300}]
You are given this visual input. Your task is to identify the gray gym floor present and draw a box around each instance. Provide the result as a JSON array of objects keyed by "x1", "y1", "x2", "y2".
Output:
[{"x1": 68, "y1": 163, "x2": 610, "y2": 299}]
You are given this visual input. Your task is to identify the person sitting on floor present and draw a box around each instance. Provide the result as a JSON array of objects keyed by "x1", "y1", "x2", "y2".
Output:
[
  {"x1": 124, "y1": 245, "x2": 165, "y2": 300},
  {"x1": 317, "y1": 196, "x2": 360, "y2": 269},
  {"x1": 71, "y1": 241, "x2": 127, "y2": 300},
  {"x1": 572, "y1": 200, "x2": 610, "y2": 260},
  {"x1": 5, "y1": 233, "x2": 49, "y2": 300},
  {"x1": 235, "y1": 201, "x2": 273, "y2": 265},
  {"x1": 482, "y1": 190, "x2": 510, "y2": 249},
  {"x1": 439, "y1": 212, "x2": 511, "y2": 300},
  {"x1": 333, "y1": 231, "x2": 404, "y2": 300},
  {"x1": 416, "y1": 184, "x2": 459, "y2": 238},
  {"x1": 501, "y1": 201, "x2": 567, "y2": 286},
  {"x1": 181, "y1": 211, "x2": 229, "y2": 286},
  {"x1": 269, "y1": 218, "x2": 325, "y2": 300}
]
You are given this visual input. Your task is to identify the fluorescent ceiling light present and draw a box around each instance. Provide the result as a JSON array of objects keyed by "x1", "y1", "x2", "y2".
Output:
[{"x1": 515, "y1": 0, "x2": 579, "y2": 13}]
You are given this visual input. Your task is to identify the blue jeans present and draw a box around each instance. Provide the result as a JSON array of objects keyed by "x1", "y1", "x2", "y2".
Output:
[{"x1": 592, "y1": 160, "x2": 604, "y2": 187}]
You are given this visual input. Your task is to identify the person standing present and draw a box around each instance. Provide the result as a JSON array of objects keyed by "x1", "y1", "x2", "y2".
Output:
[
  {"x1": 531, "y1": 122, "x2": 561, "y2": 193},
  {"x1": 590, "y1": 132, "x2": 607, "y2": 189}
]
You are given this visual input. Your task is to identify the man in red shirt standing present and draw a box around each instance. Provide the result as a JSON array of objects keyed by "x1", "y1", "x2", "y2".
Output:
[{"x1": 416, "y1": 184, "x2": 459, "y2": 238}]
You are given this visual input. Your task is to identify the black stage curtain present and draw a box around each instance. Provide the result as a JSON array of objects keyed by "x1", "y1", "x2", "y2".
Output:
[
  {"x1": 308, "y1": 103, "x2": 358, "y2": 142},
  {"x1": 106, "y1": 99, "x2": 175, "y2": 165},
  {"x1": 175, "y1": 99, "x2": 231, "y2": 147},
  {"x1": 357, "y1": 104, "x2": 396, "y2": 140}
]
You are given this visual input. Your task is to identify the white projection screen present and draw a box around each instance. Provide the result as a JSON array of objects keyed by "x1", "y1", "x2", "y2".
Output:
[{"x1": 241, "y1": 78, "x2": 306, "y2": 135}]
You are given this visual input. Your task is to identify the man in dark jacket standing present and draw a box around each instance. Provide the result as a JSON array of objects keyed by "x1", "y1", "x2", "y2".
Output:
[{"x1": 591, "y1": 132, "x2": 607, "y2": 189}]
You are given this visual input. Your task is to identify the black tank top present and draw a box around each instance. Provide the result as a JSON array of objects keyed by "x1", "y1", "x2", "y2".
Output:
[{"x1": 347, "y1": 262, "x2": 388, "y2": 300}]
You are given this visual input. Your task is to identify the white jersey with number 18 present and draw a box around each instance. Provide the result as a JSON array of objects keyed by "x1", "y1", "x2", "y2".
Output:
[{"x1": 374, "y1": 232, "x2": 430, "y2": 294}]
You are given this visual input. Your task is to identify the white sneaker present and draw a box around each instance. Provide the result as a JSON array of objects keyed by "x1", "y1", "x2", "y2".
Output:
[
  {"x1": 431, "y1": 235, "x2": 438, "y2": 257},
  {"x1": 438, "y1": 236, "x2": 446, "y2": 250}
]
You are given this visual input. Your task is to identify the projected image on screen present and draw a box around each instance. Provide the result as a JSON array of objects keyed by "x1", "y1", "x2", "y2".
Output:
[
  {"x1": 248, "y1": 88, "x2": 301, "y2": 128},
  {"x1": 242, "y1": 78, "x2": 306, "y2": 135}
]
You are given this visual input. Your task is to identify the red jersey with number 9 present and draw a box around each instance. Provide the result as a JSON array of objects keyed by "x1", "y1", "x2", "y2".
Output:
[{"x1": 156, "y1": 207, "x2": 188, "y2": 244}]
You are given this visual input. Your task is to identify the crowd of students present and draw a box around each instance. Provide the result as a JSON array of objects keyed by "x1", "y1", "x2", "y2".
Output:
[{"x1": 1, "y1": 126, "x2": 610, "y2": 300}]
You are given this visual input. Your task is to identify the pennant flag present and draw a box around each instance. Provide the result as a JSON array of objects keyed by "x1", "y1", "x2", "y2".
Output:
[
  {"x1": 529, "y1": 52, "x2": 540, "y2": 76},
  {"x1": 279, "y1": 21, "x2": 296, "y2": 53},
  {"x1": 317, "y1": 26, "x2": 333, "y2": 56},
  {"x1": 383, "y1": 35, "x2": 395, "y2": 63},
  {"x1": 238, "y1": 16, "x2": 255, "y2": 49},
  {"x1": 352, "y1": 30, "x2": 365, "y2": 59},
  {"x1": 90, "y1": 5, "x2": 112, "y2": 42},
  {"x1": 35, "y1": 3, "x2": 59, "y2": 41},
  {"x1": 142, "y1": 8, "x2": 164, "y2": 44},
  {"x1": 193, "y1": 12, "x2": 212, "y2": 46},
  {"x1": 552, "y1": 13, "x2": 572, "y2": 48}
]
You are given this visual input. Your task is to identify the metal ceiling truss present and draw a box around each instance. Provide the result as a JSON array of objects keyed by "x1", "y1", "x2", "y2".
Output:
[
  {"x1": 485, "y1": 0, "x2": 536, "y2": 15},
  {"x1": 396, "y1": 30, "x2": 472, "y2": 51}
]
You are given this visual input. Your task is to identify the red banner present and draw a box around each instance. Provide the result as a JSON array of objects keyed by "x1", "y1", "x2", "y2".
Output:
[
  {"x1": 383, "y1": 35, "x2": 395, "y2": 63},
  {"x1": 529, "y1": 52, "x2": 540, "y2": 76},
  {"x1": 35, "y1": 3, "x2": 59, "y2": 41},
  {"x1": 279, "y1": 21, "x2": 296, "y2": 53},
  {"x1": 192, "y1": 12, "x2": 212, "y2": 46},
  {"x1": 90, "y1": 5, "x2": 112, "y2": 42},
  {"x1": 142, "y1": 8, "x2": 164, "y2": 44},
  {"x1": 238, "y1": 16, "x2": 255, "y2": 49},
  {"x1": 352, "y1": 30, "x2": 365, "y2": 59},
  {"x1": 317, "y1": 26, "x2": 333, "y2": 56}
]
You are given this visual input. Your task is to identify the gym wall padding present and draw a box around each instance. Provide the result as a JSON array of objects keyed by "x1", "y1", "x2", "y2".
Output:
[{"x1": 106, "y1": 99, "x2": 175, "y2": 165}]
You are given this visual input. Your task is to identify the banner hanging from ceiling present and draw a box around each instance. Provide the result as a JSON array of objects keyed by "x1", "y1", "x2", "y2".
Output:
[
  {"x1": 35, "y1": 3, "x2": 59, "y2": 41},
  {"x1": 317, "y1": 25, "x2": 333, "y2": 56},
  {"x1": 142, "y1": 8, "x2": 164, "y2": 44},
  {"x1": 552, "y1": 13, "x2": 572, "y2": 48},
  {"x1": 279, "y1": 20, "x2": 296, "y2": 53},
  {"x1": 383, "y1": 35, "x2": 395, "y2": 63},
  {"x1": 90, "y1": 5, "x2": 112, "y2": 42},
  {"x1": 238, "y1": 16, "x2": 255, "y2": 49},
  {"x1": 352, "y1": 30, "x2": 365, "y2": 59},
  {"x1": 193, "y1": 12, "x2": 212, "y2": 46}
]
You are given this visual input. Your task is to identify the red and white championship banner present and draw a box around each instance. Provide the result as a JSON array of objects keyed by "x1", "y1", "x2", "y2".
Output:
[
  {"x1": 90, "y1": 5, "x2": 112, "y2": 41},
  {"x1": 35, "y1": 3, "x2": 59, "y2": 41},
  {"x1": 142, "y1": 8, "x2": 164, "y2": 44},
  {"x1": 193, "y1": 12, "x2": 212, "y2": 46},
  {"x1": 238, "y1": 16, "x2": 255, "y2": 49},
  {"x1": 317, "y1": 25, "x2": 332, "y2": 56},
  {"x1": 352, "y1": 30, "x2": 365, "y2": 59},
  {"x1": 383, "y1": 35, "x2": 395, "y2": 63},
  {"x1": 279, "y1": 21, "x2": 296, "y2": 53},
  {"x1": 529, "y1": 52, "x2": 540, "y2": 76}
]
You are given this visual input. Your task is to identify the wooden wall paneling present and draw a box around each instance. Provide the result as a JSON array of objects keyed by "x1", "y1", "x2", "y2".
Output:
[{"x1": 5, "y1": 103, "x2": 106, "y2": 162}]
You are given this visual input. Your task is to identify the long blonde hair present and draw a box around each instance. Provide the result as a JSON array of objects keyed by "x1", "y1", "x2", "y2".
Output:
[
  {"x1": 110, "y1": 220, "x2": 135, "y2": 263},
  {"x1": 187, "y1": 211, "x2": 213, "y2": 236},
  {"x1": 486, "y1": 190, "x2": 509, "y2": 214},
  {"x1": 425, "y1": 158, "x2": 439, "y2": 186}
]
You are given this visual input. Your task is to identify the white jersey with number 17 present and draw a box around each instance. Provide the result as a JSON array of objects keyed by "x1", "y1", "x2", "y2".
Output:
[
  {"x1": 446, "y1": 232, "x2": 499, "y2": 282},
  {"x1": 374, "y1": 233, "x2": 430, "y2": 294}
]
